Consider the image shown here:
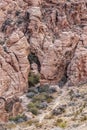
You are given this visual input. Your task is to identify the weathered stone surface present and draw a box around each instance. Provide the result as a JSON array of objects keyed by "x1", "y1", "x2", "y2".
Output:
[
  {"x1": 28, "y1": 0, "x2": 87, "y2": 86},
  {"x1": 0, "y1": 30, "x2": 30, "y2": 98},
  {"x1": 0, "y1": 29, "x2": 30, "y2": 121},
  {"x1": 67, "y1": 46, "x2": 87, "y2": 86},
  {"x1": 0, "y1": 0, "x2": 87, "y2": 122},
  {"x1": 0, "y1": 0, "x2": 87, "y2": 89},
  {"x1": 1, "y1": 0, "x2": 87, "y2": 87}
]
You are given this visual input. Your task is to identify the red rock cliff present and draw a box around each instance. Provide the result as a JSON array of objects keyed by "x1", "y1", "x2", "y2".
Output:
[{"x1": 0, "y1": 0, "x2": 87, "y2": 121}]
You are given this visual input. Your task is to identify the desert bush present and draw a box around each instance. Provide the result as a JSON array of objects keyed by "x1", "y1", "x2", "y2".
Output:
[
  {"x1": 55, "y1": 118, "x2": 67, "y2": 128},
  {"x1": 27, "y1": 102, "x2": 39, "y2": 115},
  {"x1": 9, "y1": 114, "x2": 27, "y2": 123},
  {"x1": 28, "y1": 72, "x2": 40, "y2": 87}
]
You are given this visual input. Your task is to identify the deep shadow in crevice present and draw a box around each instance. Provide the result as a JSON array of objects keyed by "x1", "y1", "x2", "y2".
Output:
[
  {"x1": 28, "y1": 53, "x2": 41, "y2": 72},
  {"x1": 58, "y1": 63, "x2": 69, "y2": 88}
]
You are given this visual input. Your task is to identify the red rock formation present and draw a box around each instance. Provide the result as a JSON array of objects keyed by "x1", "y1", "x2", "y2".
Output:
[
  {"x1": 28, "y1": 0, "x2": 87, "y2": 85},
  {"x1": 0, "y1": 0, "x2": 30, "y2": 120},
  {"x1": 0, "y1": 0, "x2": 87, "y2": 121}
]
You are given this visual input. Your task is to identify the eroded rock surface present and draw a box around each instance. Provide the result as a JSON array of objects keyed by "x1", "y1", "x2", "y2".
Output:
[
  {"x1": 0, "y1": 30, "x2": 30, "y2": 121},
  {"x1": 0, "y1": 0, "x2": 87, "y2": 122},
  {"x1": 0, "y1": 0, "x2": 30, "y2": 120},
  {"x1": 28, "y1": 0, "x2": 87, "y2": 86},
  {"x1": 0, "y1": 30, "x2": 30, "y2": 98}
]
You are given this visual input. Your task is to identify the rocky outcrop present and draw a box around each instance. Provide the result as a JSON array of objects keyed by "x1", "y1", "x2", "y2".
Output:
[
  {"x1": 0, "y1": 30, "x2": 30, "y2": 121},
  {"x1": 28, "y1": 0, "x2": 87, "y2": 86},
  {"x1": 0, "y1": 0, "x2": 87, "y2": 121},
  {"x1": 0, "y1": 0, "x2": 30, "y2": 122},
  {"x1": 0, "y1": 0, "x2": 87, "y2": 92},
  {"x1": 0, "y1": 30, "x2": 30, "y2": 98},
  {"x1": 67, "y1": 27, "x2": 87, "y2": 86}
]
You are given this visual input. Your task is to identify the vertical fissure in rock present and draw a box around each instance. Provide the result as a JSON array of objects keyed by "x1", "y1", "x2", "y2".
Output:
[{"x1": 28, "y1": 52, "x2": 41, "y2": 72}]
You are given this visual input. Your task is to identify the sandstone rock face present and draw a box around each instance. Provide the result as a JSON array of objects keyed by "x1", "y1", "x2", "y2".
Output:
[
  {"x1": 28, "y1": 0, "x2": 87, "y2": 85},
  {"x1": 0, "y1": 0, "x2": 87, "y2": 121},
  {"x1": 0, "y1": 30, "x2": 30, "y2": 121},
  {"x1": 67, "y1": 40, "x2": 87, "y2": 86},
  {"x1": 0, "y1": 0, "x2": 30, "y2": 121},
  {"x1": 1, "y1": 0, "x2": 87, "y2": 89},
  {"x1": 0, "y1": 30, "x2": 30, "y2": 98}
]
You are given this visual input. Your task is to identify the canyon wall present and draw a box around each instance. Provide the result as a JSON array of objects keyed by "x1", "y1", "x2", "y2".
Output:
[{"x1": 0, "y1": 0, "x2": 87, "y2": 121}]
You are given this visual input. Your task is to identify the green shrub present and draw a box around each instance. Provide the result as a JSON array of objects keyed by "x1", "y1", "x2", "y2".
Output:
[
  {"x1": 32, "y1": 93, "x2": 47, "y2": 102},
  {"x1": 32, "y1": 92, "x2": 53, "y2": 104},
  {"x1": 25, "y1": 119, "x2": 36, "y2": 126},
  {"x1": 47, "y1": 97, "x2": 53, "y2": 103},
  {"x1": 34, "y1": 101, "x2": 42, "y2": 109},
  {"x1": 55, "y1": 119, "x2": 67, "y2": 128},
  {"x1": 29, "y1": 107, "x2": 39, "y2": 115},
  {"x1": 27, "y1": 102, "x2": 36, "y2": 109},
  {"x1": 27, "y1": 102, "x2": 39, "y2": 115},
  {"x1": 28, "y1": 73, "x2": 40, "y2": 87},
  {"x1": 9, "y1": 114, "x2": 26, "y2": 122}
]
